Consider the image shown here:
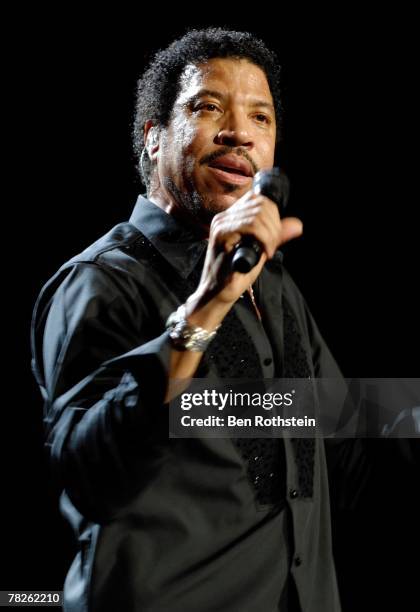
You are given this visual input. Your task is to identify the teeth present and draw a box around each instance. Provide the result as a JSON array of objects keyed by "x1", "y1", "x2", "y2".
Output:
[{"x1": 218, "y1": 166, "x2": 245, "y2": 176}]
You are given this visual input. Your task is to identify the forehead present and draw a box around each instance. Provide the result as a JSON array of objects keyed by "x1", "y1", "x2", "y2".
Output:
[{"x1": 176, "y1": 57, "x2": 274, "y2": 106}]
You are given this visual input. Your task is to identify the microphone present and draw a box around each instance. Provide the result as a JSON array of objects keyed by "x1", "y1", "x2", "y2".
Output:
[{"x1": 231, "y1": 168, "x2": 290, "y2": 273}]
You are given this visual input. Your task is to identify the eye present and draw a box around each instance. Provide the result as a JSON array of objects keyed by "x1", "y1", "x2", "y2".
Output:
[
  {"x1": 254, "y1": 113, "x2": 271, "y2": 124},
  {"x1": 196, "y1": 102, "x2": 221, "y2": 113}
]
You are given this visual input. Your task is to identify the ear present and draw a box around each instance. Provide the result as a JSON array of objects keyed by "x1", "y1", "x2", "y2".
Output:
[{"x1": 143, "y1": 120, "x2": 160, "y2": 161}]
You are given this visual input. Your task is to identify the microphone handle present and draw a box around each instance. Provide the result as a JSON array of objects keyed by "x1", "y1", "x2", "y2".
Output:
[
  {"x1": 231, "y1": 235, "x2": 262, "y2": 273},
  {"x1": 231, "y1": 168, "x2": 288, "y2": 273}
]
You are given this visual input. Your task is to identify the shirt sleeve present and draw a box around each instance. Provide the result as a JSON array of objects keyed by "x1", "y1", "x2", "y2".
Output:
[{"x1": 33, "y1": 261, "x2": 172, "y2": 523}]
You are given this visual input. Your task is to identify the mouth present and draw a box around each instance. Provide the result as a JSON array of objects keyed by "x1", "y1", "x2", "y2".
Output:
[{"x1": 207, "y1": 155, "x2": 254, "y2": 186}]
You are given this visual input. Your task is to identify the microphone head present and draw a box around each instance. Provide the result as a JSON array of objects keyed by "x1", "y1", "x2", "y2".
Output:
[{"x1": 253, "y1": 168, "x2": 289, "y2": 210}]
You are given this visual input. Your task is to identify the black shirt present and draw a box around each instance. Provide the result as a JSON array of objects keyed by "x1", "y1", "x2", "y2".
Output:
[{"x1": 32, "y1": 196, "x2": 345, "y2": 611}]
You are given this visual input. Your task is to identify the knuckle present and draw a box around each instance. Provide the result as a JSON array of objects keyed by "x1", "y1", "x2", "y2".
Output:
[{"x1": 212, "y1": 224, "x2": 224, "y2": 242}]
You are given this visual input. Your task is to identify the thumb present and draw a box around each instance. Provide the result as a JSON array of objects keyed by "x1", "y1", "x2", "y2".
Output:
[{"x1": 280, "y1": 217, "x2": 303, "y2": 244}]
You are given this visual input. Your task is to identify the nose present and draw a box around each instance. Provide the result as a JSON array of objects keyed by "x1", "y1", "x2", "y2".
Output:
[{"x1": 214, "y1": 110, "x2": 254, "y2": 149}]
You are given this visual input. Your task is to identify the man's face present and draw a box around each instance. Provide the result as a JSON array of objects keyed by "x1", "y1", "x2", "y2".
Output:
[{"x1": 153, "y1": 58, "x2": 277, "y2": 224}]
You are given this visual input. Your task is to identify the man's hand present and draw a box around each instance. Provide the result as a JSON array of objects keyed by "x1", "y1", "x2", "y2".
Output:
[
  {"x1": 165, "y1": 190, "x2": 302, "y2": 397},
  {"x1": 188, "y1": 190, "x2": 303, "y2": 313}
]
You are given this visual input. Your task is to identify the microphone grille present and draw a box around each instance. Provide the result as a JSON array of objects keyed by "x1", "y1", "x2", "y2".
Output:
[{"x1": 253, "y1": 168, "x2": 289, "y2": 209}]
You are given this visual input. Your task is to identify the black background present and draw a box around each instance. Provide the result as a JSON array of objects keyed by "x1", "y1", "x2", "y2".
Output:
[{"x1": 4, "y1": 7, "x2": 419, "y2": 610}]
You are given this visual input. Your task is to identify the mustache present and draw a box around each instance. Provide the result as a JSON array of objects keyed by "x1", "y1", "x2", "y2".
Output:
[{"x1": 199, "y1": 146, "x2": 259, "y2": 175}]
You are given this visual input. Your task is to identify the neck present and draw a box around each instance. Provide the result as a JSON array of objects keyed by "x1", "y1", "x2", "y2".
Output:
[{"x1": 147, "y1": 190, "x2": 210, "y2": 239}]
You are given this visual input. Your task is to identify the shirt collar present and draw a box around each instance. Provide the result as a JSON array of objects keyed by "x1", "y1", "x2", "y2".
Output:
[{"x1": 129, "y1": 195, "x2": 207, "y2": 279}]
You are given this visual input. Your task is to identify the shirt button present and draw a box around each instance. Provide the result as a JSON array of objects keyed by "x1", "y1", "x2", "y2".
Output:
[
  {"x1": 289, "y1": 489, "x2": 299, "y2": 499},
  {"x1": 263, "y1": 357, "x2": 273, "y2": 366},
  {"x1": 294, "y1": 556, "x2": 302, "y2": 567}
]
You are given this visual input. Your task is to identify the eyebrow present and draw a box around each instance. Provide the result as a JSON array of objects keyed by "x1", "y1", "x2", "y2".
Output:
[{"x1": 189, "y1": 88, "x2": 275, "y2": 111}]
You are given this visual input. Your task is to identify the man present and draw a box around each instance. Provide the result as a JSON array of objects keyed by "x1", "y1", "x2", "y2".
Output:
[{"x1": 32, "y1": 28, "x2": 350, "y2": 611}]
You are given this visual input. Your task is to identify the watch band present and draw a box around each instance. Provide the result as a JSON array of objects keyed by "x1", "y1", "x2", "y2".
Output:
[{"x1": 166, "y1": 304, "x2": 220, "y2": 352}]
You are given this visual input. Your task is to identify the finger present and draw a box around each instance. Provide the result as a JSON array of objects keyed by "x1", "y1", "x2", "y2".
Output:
[
  {"x1": 216, "y1": 219, "x2": 274, "y2": 258},
  {"x1": 252, "y1": 209, "x2": 281, "y2": 258},
  {"x1": 224, "y1": 232, "x2": 242, "y2": 253},
  {"x1": 230, "y1": 251, "x2": 267, "y2": 287},
  {"x1": 233, "y1": 192, "x2": 264, "y2": 210},
  {"x1": 279, "y1": 217, "x2": 303, "y2": 244}
]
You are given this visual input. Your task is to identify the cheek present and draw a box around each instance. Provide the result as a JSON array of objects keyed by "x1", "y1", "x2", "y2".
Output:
[
  {"x1": 161, "y1": 122, "x2": 201, "y2": 190},
  {"x1": 169, "y1": 115, "x2": 198, "y2": 160},
  {"x1": 169, "y1": 119, "x2": 207, "y2": 184},
  {"x1": 258, "y1": 138, "x2": 276, "y2": 166},
  {"x1": 262, "y1": 131, "x2": 276, "y2": 152}
]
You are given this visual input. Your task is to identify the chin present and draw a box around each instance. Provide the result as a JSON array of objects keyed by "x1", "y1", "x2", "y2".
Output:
[
  {"x1": 207, "y1": 183, "x2": 247, "y2": 208},
  {"x1": 193, "y1": 192, "x2": 240, "y2": 227},
  {"x1": 203, "y1": 194, "x2": 238, "y2": 216}
]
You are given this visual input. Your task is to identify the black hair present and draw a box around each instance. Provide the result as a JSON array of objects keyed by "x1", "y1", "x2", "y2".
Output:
[{"x1": 133, "y1": 27, "x2": 282, "y2": 187}]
